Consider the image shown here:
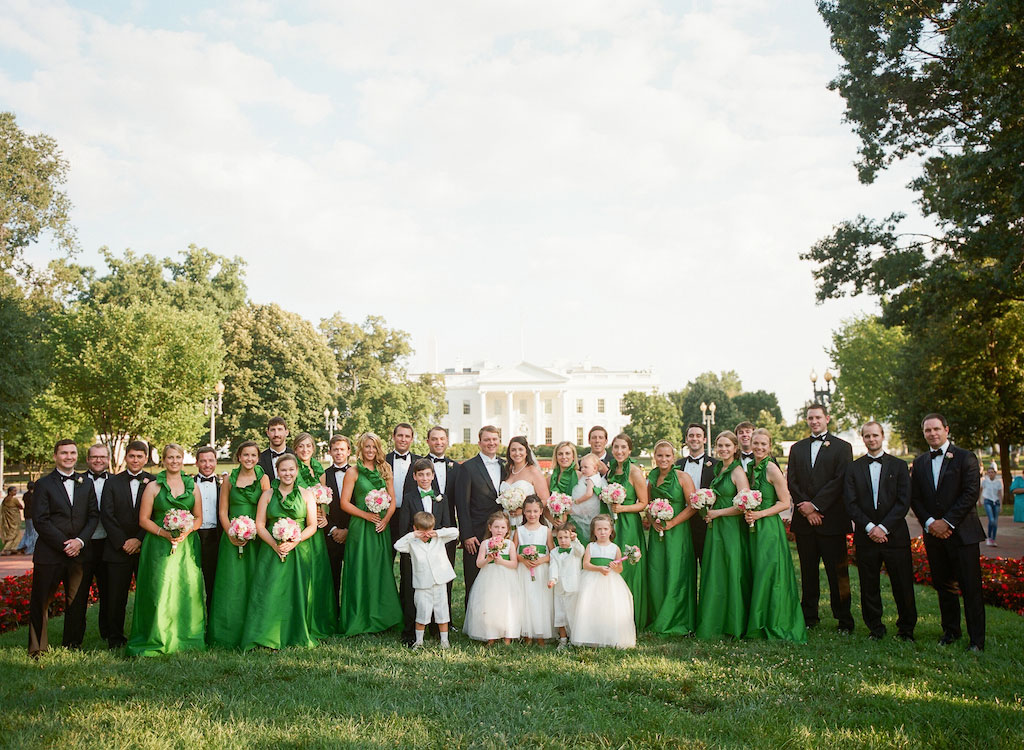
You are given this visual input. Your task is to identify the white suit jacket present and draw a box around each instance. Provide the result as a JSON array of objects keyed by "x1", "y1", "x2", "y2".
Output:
[{"x1": 393, "y1": 526, "x2": 458, "y2": 588}]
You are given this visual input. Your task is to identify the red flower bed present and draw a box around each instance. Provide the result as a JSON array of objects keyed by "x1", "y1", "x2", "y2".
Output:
[{"x1": 0, "y1": 571, "x2": 101, "y2": 634}]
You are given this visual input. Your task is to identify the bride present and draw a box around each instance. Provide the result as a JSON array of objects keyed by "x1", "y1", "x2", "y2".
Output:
[{"x1": 499, "y1": 436, "x2": 550, "y2": 527}]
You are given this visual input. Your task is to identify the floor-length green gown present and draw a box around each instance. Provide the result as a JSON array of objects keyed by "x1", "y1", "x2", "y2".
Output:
[
  {"x1": 337, "y1": 464, "x2": 402, "y2": 636},
  {"x1": 296, "y1": 458, "x2": 337, "y2": 638},
  {"x1": 601, "y1": 459, "x2": 648, "y2": 629},
  {"x1": 645, "y1": 468, "x2": 696, "y2": 635},
  {"x1": 127, "y1": 472, "x2": 206, "y2": 656},
  {"x1": 695, "y1": 460, "x2": 752, "y2": 639},
  {"x1": 745, "y1": 457, "x2": 806, "y2": 642},
  {"x1": 241, "y1": 483, "x2": 317, "y2": 650},
  {"x1": 207, "y1": 465, "x2": 265, "y2": 648}
]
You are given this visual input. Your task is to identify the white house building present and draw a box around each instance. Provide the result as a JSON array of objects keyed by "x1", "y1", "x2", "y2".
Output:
[{"x1": 436, "y1": 360, "x2": 660, "y2": 445}]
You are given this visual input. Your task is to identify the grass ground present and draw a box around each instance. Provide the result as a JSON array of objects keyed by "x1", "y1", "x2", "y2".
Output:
[{"x1": 1, "y1": 551, "x2": 1022, "y2": 749}]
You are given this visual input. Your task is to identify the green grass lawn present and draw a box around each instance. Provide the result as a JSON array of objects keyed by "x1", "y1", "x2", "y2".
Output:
[{"x1": 1, "y1": 551, "x2": 1022, "y2": 749}]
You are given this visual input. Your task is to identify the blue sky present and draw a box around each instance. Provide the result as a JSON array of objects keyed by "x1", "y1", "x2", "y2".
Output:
[{"x1": 2, "y1": 0, "x2": 925, "y2": 418}]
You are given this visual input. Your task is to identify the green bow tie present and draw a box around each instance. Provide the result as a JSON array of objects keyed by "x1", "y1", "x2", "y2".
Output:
[
  {"x1": 557, "y1": 546, "x2": 572, "y2": 554},
  {"x1": 419, "y1": 489, "x2": 435, "y2": 499}
]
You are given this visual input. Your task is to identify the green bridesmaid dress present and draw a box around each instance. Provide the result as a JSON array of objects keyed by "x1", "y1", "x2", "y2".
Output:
[
  {"x1": 601, "y1": 458, "x2": 649, "y2": 629},
  {"x1": 549, "y1": 463, "x2": 582, "y2": 536},
  {"x1": 296, "y1": 458, "x2": 338, "y2": 638},
  {"x1": 695, "y1": 460, "x2": 752, "y2": 639},
  {"x1": 127, "y1": 472, "x2": 207, "y2": 657},
  {"x1": 337, "y1": 464, "x2": 403, "y2": 636},
  {"x1": 745, "y1": 457, "x2": 806, "y2": 642},
  {"x1": 207, "y1": 466, "x2": 265, "y2": 648},
  {"x1": 241, "y1": 482, "x2": 317, "y2": 650},
  {"x1": 645, "y1": 467, "x2": 696, "y2": 635}
]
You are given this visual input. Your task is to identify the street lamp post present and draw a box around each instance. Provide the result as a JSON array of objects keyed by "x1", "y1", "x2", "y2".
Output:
[
  {"x1": 324, "y1": 406, "x2": 339, "y2": 436},
  {"x1": 700, "y1": 401, "x2": 716, "y2": 457},
  {"x1": 809, "y1": 368, "x2": 835, "y2": 407},
  {"x1": 203, "y1": 381, "x2": 225, "y2": 449}
]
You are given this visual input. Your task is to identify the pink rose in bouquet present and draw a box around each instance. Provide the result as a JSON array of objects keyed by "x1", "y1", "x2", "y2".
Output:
[
  {"x1": 228, "y1": 515, "x2": 257, "y2": 556},
  {"x1": 647, "y1": 498, "x2": 675, "y2": 538},
  {"x1": 308, "y1": 484, "x2": 333, "y2": 506},
  {"x1": 486, "y1": 536, "x2": 506, "y2": 562},
  {"x1": 271, "y1": 517, "x2": 302, "y2": 561},
  {"x1": 600, "y1": 483, "x2": 627, "y2": 520},
  {"x1": 519, "y1": 544, "x2": 540, "y2": 581},
  {"x1": 688, "y1": 488, "x2": 716, "y2": 519},
  {"x1": 162, "y1": 509, "x2": 195, "y2": 554},
  {"x1": 733, "y1": 489, "x2": 763, "y2": 531},
  {"x1": 364, "y1": 489, "x2": 391, "y2": 518},
  {"x1": 547, "y1": 492, "x2": 573, "y2": 520},
  {"x1": 613, "y1": 544, "x2": 643, "y2": 566}
]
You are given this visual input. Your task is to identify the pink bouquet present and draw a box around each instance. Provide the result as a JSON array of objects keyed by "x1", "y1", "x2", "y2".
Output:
[
  {"x1": 689, "y1": 488, "x2": 716, "y2": 519},
  {"x1": 733, "y1": 489, "x2": 763, "y2": 531},
  {"x1": 647, "y1": 498, "x2": 675, "y2": 538},
  {"x1": 600, "y1": 483, "x2": 627, "y2": 520},
  {"x1": 519, "y1": 544, "x2": 540, "y2": 581},
  {"x1": 162, "y1": 509, "x2": 194, "y2": 554},
  {"x1": 228, "y1": 515, "x2": 257, "y2": 555},
  {"x1": 613, "y1": 544, "x2": 643, "y2": 566},
  {"x1": 308, "y1": 484, "x2": 333, "y2": 505},
  {"x1": 547, "y1": 492, "x2": 573, "y2": 520},
  {"x1": 486, "y1": 536, "x2": 506, "y2": 562},
  {"x1": 364, "y1": 489, "x2": 391, "y2": 519},
  {"x1": 271, "y1": 517, "x2": 302, "y2": 561}
]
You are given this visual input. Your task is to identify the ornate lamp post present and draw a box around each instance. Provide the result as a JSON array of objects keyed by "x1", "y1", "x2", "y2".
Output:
[
  {"x1": 324, "y1": 406, "x2": 339, "y2": 436},
  {"x1": 810, "y1": 368, "x2": 835, "y2": 407},
  {"x1": 204, "y1": 381, "x2": 225, "y2": 448},
  {"x1": 700, "y1": 401, "x2": 716, "y2": 457}
]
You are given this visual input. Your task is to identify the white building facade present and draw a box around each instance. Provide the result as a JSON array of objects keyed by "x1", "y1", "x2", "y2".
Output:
[{"x1": 438, "y1": 361, "x2": 659, "y2": 446}]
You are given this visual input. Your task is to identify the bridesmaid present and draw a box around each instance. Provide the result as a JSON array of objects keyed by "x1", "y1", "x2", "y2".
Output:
[
  {"x1": 549, "y1": 441, "x2": 578, "y2": 497},
  {"x1": 744, "y1": 429, "x2": 806, "y2": 642},
  {"x1": 337, "y1": 433, "x2": 403, "y2": 636},
  {"x1": 292, "y1": 432, "x2": 337, "y2": 637},
  {"x1": 602, "y1": 433, "x2": 649, "y2": 629},
  {"x1": 695, "y1": 430, "x2": 752, "y2": 640},
  {"x1": 127, "y1": 444, "x2": 206, "y2": 656},
  {"x1": 207, "y1": 441, "x2": 270, "y2": 648},
  {"x1": 646, "y1": 440, "x2": 698, "y2": 635},
  {"x1": 241, "y1": 454, "x2": 320, "y2": 650}
]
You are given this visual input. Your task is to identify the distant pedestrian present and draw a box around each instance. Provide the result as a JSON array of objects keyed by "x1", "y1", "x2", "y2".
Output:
[
  {"x1": 16, "y1": 482, "x2": 37, "y2": 555},
  {"x1": 1, "y1": 486, "x2": 23, "y2": 554},
  {"x1": 980, "y1": 466, "x2": 1002, "y2": 547},
  {"x1": 1011, "y1": 469, "x2": 1024, "y2": 523}
]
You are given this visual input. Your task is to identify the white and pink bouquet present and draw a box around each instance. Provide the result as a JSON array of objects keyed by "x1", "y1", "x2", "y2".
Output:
[
  {"x1": 162, "y1": 509, "x2": 194, "y2": 554},
  {"x1": 733, "y1": 489, "x2": 763, "y2": 531},
  {"x1": 364, "y1": 488, "x2": 391, "y2": 518},
  {"x1": 519, "y1": 544, "x2": 540, "y2": 581},
  {"x1": 613, "y1": 544, "x2": 643, "y2": 566},
  {"x1": 498, "y1": 485, "x2": 526, "y2": 515},
  {"x1": 308, "y1": 484, "x2": 333, "y2": 506},
  {"x1": 647, "y1": 498, "x2": 675, "y2": 538},
  {"x1": 547, "y1": 492, "x2": 573, "y2": 520},
  {"x1": 600, "y1": 483, "x2": 627, "y2": 520},
  {"x1": 486, "y1": 536, "x2": 506, "y2": 561},
  {"x1": 227, "y1": 515, "x2": 257, "y2": 555},
  {"x1": 689, "y1": 488, "x2": 716, "y2": 519},
  {"x1": 271, "y1": 517, "x2": 302, "y2": 560}
]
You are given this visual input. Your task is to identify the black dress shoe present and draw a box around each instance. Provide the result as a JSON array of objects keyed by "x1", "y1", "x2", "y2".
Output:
[
  {"x1": 896, "y1": 633, "x2": 915, "y2": 643},
  {"x1": 938, "y1": 633, "x2": 960, "y2": 646},
  {"x1": 868, "y1": 633, "x2": 884, "y2": 642},
  {"x1": 837, "y1": 627, "x2": 853, "y2": 636},
  {"x1": 968, "y1": 644, "x2": 984, "y2": 653}
]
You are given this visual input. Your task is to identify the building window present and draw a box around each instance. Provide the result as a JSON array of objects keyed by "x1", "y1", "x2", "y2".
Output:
[
  {"x1": 597, "y1": 398, "x2": 605, "y2": 413},
  {"x1": 619, "y1": 397, "x2": 626, "y2": 411},
  {"x1": 576, "y1": 427, "x2": 584, "y2": 444},
  {"x1": 576, "y1": 399, "x2": 584, "y2": 414},
  {"x1": 545, "y1": 427, "x2": 553, "y2": 444},
  {"x1": 463, "y1": 428, "x2": 471, "y2": 443},
  {"x1": 463, "y1": 400, "x2": 471, "y2": 415},
  {"x1": 494, "y1": 400, "x2": 502, "y2": 416},
  {"x1": 544, "y1": 399, "x2": 552, "y2": 414}
]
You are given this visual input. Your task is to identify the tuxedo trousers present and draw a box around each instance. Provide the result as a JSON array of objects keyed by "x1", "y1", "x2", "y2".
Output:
[
  {"x1": 106, "y1": 553, "x2": 140, "y2": 647},
  {"x1": 463, "y1": 543, "x2": 482, "y2": 612},
  {"x1": 690, "y1": 516, "x2": 706, "y2": 570},
  {"x1": 325, "y1": 533, "x2": 345, "y2": 604},
  {"x1": 795, "y1": 532, "x2": 854, "y2": 630},
  {"x1": 197, "y1": 527, "x2": 221, "y2": 614},
  {"x1": 922, "y1": 535, "x2": 985, "y2": 648},
  {"x1": 855, "y1": 542, "x2": 917, "y2": 638},
  {"x1": 28, "y1": 558, "x2": 87, "y2": 656},
  {"x1": 80, "y1": 540, "x2": 111, "y2": 641}
]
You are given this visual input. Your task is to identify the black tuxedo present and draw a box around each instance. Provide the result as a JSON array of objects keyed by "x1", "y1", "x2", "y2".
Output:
[
  {"x1": 910, "y1": 444, "x2": 985, "y2": 648},
  {"x1": 675, "y1": 454, "x2": 719, "y2": 565},
  {"x1": 398, "y1": 484, "x2": 455, "y2": 640},
  {"x1": 258, "y1": 447, "x2": 286, "y2": 480},
  {"x1": 844, "y1": 454, "x2": 917, "y2": 638},
  {"x1": 193, "y1": 474, "x2": 222, "y2": 614},
  {"x1": 385, "y1": 451, "x2": 420, "y2": 565},
  {"x1": 28, "y1": 470, "x2": 100, "y2": 655},
  {"x1": 82, "y1": 473, "x2": 112, "y2": 642},
  {"x1": 322, "y1": 464, "x2": 352, "y2": 602},
  {"x1": 786, "y1": 433, "x2": 854, "y2": 630},
  {"x1": 100, "y1": 470, "x2": 154, "y2": 647},
  {"x1": 453, "y1": 453, "x2": 504, "y2": 604}
]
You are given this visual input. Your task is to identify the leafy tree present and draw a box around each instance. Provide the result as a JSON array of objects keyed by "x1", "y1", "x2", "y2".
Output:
[
  {"x1": 622, "y1": 391, "x2": 682, "y2": 454},
  {"x1": 220, "y1": 303, "x2": 336, "y2": 446},
  {"x1": 732, "y1": 390, "x2": 783, "y2": 425},
  {"x1": 690, "y1": 371, "x2": 743, "y2": 399},
  {"x1": 827, "y1": 315, "x2": 906, "y2": 426},
  {"x1": 0, "y1": 274, "x2": 51, "y2": 426},
  {"x1": 2, "y1": 387, "x2": 92, "y2": 476},
  {"x1": 339, "y1": 375, "x2": 448, "y2": 448},
  {"x1": 320, "y1": 314, "x2": 412, "y2": 401},
  {"x1": 678, "y1": 382, "x2": 738, "y2": 441},
  {"x1": 756, "y1": 409, "x2": 785, "y2": 458}
]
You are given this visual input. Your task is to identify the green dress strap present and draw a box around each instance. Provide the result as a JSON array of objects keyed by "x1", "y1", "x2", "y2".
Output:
[{"x1": 549, "y1": 465, "x2": 578, "y2": 494}]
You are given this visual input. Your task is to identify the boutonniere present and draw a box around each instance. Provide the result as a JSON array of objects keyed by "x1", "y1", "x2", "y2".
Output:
[
  {"x1": 435, "y1": 493, "x2": 444, "y2": 503},
  {"x1": 823, "y1": 441, "x2": 831, "y2": 448},
  {"x1": 945, "y1": 451, "x2": 953, "y2": 460},
  {"x1": 142, "y1": 478, "x2": 150, "y2": 485},
  {"x1": 75, "y1": 476, "x2": 84, "y2": 484},
  {"x1": 705, "y1": 460, "x2": 712, "y2": 467}
]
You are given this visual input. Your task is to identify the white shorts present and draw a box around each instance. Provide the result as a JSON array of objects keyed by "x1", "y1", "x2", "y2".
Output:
[
  {"x1": 414, "y1": 583, "x2": 450, "y2": 625},
  {"x1": 553, "y1": 586, "x2": 578, "y2": 629}
]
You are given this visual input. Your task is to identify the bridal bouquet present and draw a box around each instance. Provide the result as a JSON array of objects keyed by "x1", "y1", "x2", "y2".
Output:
[
  {"x1": 613, "y1": 544, "x2": 643, "y2": 566},
  {"x1": 600, "y1": 483, "x2": 627, "y2": 520},
  {"x1": 689, "y1": 488, "x2": 716, "y2": 520},
  {"x1": 308, "y1": 485, "x2": 333, "y2": 506},
  {"x1": 547, "y1": 492, "x2": 572, "y2": 521},
  {"x1": 498, "y1": 485, "x2": 526, "y2": 515},
  {"x1": 733, "y1": 489, "x2": 763, "y2": 531},
  {"x1": 162, "y1": 509, "x2": 194, "y2": 554},
  {"x1": 647, "y1": 498, "x2": 675, "y2": 538},
  {"x1": 364, "y1": 489, "x2": 391, "y2": 519},
  {"x1": 271, "y1": 517, "x2": 302, "y2": 561},
  {"x1": 519, "y1": 544, "x2": 540, "y2": 580},
  {"x1": 227, "y1": 515, "x2": 257, "y2": 556}
]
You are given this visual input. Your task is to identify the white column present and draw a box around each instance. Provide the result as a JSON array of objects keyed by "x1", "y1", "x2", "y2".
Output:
[
  {"x1": 560, "y1": 390, "x2": 569, "y2": 444},
  {"x1": 478, "y1": 389, "x2": 487, "y2": 433},
  {"x1": 533, "y1": 390, "x2": 542, "y2": 444},
  {"x1": 506, "y1": 391, "x2": 514, "y2": 440}
]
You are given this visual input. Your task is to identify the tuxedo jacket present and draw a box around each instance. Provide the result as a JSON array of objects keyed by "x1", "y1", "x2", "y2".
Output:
[
  {"x1": 32, "y1": 470, "x2": 100, "y2": 565},
  {"x1": 399, "y1": 484, "x2": 453, "y2": 538},
  {"x1": 674, "y1": 455, "x2": 720, "y2": 489},
  {"x1": 101, "y1": 470, "x2": 156, "y2": 563},
  {"x1": 843, "y1": 454, "x2": 912, "y2": 547},
  {"x1": 191, "y1": 473, "x2": 222, "y2": 528},
  {"x1": 258, "y1": 447, "x2": 285, "y2": 480},
  {"x1": 910, "y1": 445, "x2": 984, "y2": 546},
  {"x1": 323, "y1": 464, "x2": 352, "y2": 534},
  {"x1": 385, "y1": 451, "x2": 421, "y2": 499},
  {"x1": 453, "y1": 454, "x2": 504, "y2": 542},
  {"x1": 787, "y1": 433, "x2": 853, "y2": 536}
]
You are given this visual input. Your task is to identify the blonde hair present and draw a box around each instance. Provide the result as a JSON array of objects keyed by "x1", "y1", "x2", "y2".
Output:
[
  {"x1": 359, "y1": 433, "x2": 392, "y2": 481},
  {"x1": 652, "y1": 440, "x2": 676, "y2": 456},
  {"x1": 751, "y1": 428, "x2": 773, "y2": 444},
  {"x1": 292, "y1": 432, "x2": 315, "y2": 451},
  {"x1": 553, "y1": 441, "x2": 578, "y2": 467},
  {"x1": 161, "y1": 443, "x2": 184, "y2": 460},
  {"x1": 715, "y1": 430, "x2": 740, "y2": 462},
  {"x1": 579, "y1": 454, "x2": 601, "y2": 470}
]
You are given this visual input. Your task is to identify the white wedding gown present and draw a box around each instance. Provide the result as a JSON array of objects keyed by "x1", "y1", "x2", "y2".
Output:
[{"x1": 499, "y1": 479, "x2": 536, "y2": 528}]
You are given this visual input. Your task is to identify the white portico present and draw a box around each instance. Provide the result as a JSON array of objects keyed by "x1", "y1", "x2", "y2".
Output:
[{"x1": 438, "y1": 361, "x2": 659, "y2": 445}]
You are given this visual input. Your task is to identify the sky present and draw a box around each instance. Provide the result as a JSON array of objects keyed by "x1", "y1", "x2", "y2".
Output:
[{"x1": 1, "y1": 0, "x2": 924, "y2": 420}]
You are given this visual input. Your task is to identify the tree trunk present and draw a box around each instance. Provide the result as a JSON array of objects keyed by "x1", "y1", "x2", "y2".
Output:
[{"x1": 999, "y1": 437, "x2": 1012, "y2": 500}]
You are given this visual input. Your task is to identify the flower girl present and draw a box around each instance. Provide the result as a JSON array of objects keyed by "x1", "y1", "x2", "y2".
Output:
[
  {"x1": 514, "y1": 496, "x2": 554, "y2": 645},
  {"x1": 547, "y1": 523, "x2": 584, "y2": 650},
  {"x1": 571, "y1": 514, "x2": 636, "y2": 649},
  {"x1": 464, "y1": 511, "x2": 522, "y2": 645}
]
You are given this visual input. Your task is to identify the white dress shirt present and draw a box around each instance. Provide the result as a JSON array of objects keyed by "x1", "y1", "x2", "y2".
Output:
[
  {"x1": 683, "y1": 454, "x2": 705, "y2": 490},
  {"x1": 196, "y1": 474, "x2": 219, "y2": 529},
  {"x1": 810, "y1": 433, "x2": 827, "y2": 468},
  {"x1": 429, "y1": 454, "x2": 448, "y2": 494},
  {"x1": 481, "y1": 454, "x2": 501, "y2": 493},
  {"x1": 925, "y1": 441, "x2": 953, "y2": 530},
  {"x1": 864, "y1": 452, "x2": 888, "y2": 535},
  {"x1": 392, "y1": 453, "x2": 411, "y2": 507},
  {"x1": 128, "y1": 472, "x2": 144, "y2": 507},
  {"x1": 58, "y1": 472, "x2": 84, "y2": 546},
  {"x1": 88, "y1": 473, "x2": 107, "y2": 539},
  {"x1": 740, "y1": 452, "x2": 754, "y2": 471}
]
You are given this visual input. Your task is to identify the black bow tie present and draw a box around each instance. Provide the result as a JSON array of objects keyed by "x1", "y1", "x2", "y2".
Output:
[
  {"x1": 431, "y1": 456, "x2": 445, "y2": 463},
  {"x1": 59, "y1": 473, "x2": 75, "y2": 482},
  {"x1": 687, "y1": 456, "x2": 704, "y2": 464},
  {"x1": 335, "y1": 465, "x2": 348, "y2": 473},
  {"x1": 198, "y1": 475, "x2": 216, "y2": 483},
  {"x1": 930, "y1": 449, "x2": 944, "y2": 459},
  {"x1": 394, "y1": 453, "x2": 409, "y2": 461},
  {"x1": 128, "y1": 473, "x2": 143, "y2": 481},
  {"x1": 811, "y1": 434, "x2": 827, "y2": 442},
  {"x1": 741, "y1": 452, "x2": 754, "y2": 460},
  {"x1": 89, "y1": 471, "x2": 107, "y2": 480},
  {"x1": 868, "y1": 455, "x2": 884, "y2": 464}
]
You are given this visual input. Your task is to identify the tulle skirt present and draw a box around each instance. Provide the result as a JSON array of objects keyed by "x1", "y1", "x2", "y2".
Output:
[
  {"x1": 571, "y1": 570, "x2": 636, "y2": 648},
  {"x1": 464, "y1": 562, "x2": 523, "y2": 641}
]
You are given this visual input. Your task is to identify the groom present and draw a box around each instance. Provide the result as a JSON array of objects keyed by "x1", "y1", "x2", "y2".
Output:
[{"x1": 452, "y1": 425, "x2": 504, "y2": 607}]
